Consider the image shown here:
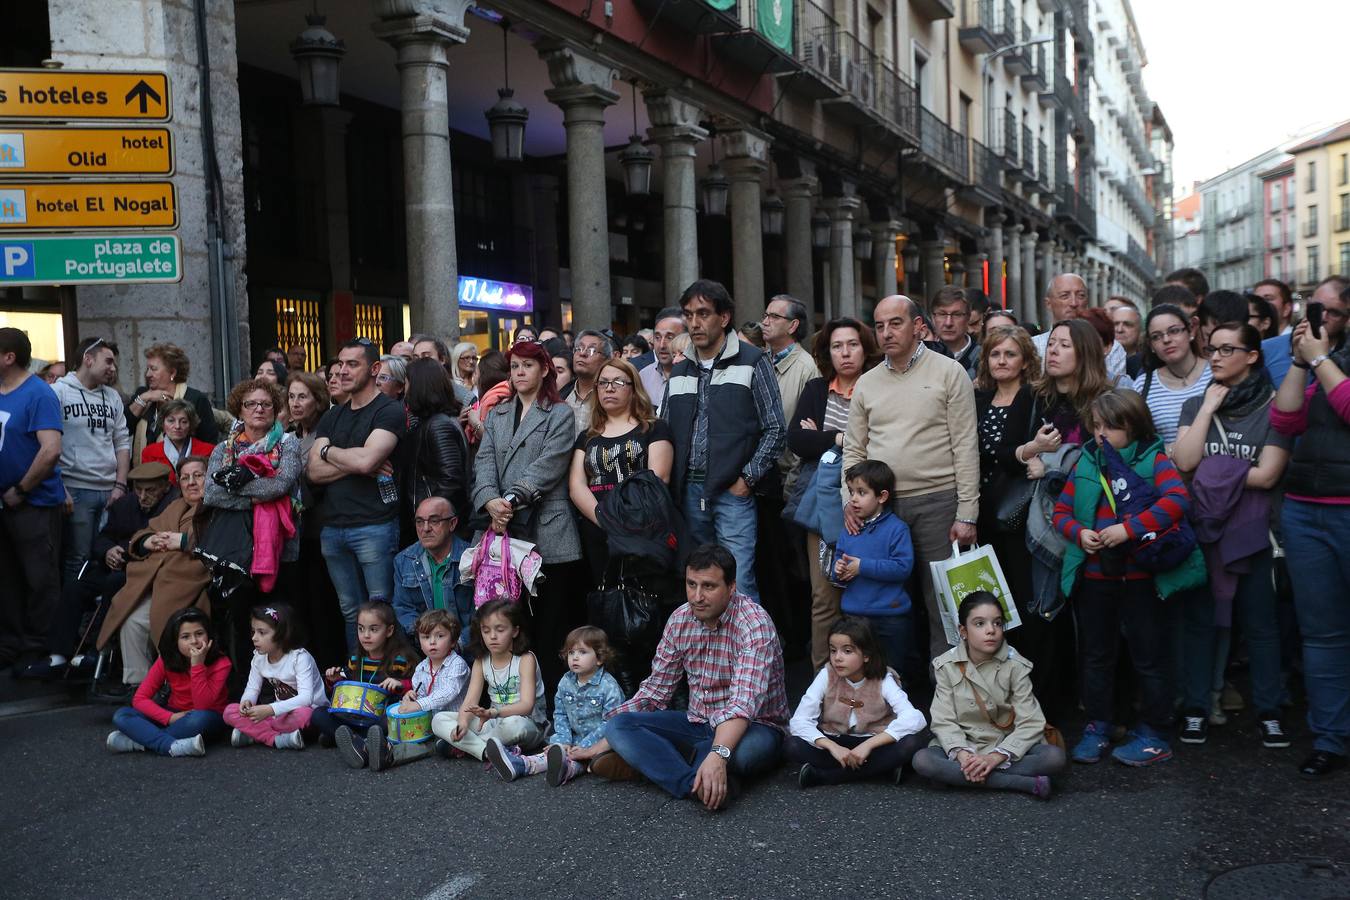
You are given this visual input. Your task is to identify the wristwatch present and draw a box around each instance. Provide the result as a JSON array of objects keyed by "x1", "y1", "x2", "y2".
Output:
[
  {"x1": 710, "y1": 744, "x2": 731, "y2": 760},
  {"x1": 503, "y1": 492, "x2": 520, "y2": 509},
  {"x1": 319, "y1": 444, "x2": 331, "y2": 462},
  {"x1": 1309, "y1": 354, "x2": 1330, "y2": 370}
]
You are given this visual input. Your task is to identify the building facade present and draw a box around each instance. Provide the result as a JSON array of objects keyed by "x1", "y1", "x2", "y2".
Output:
[
  {"x1": 1, "y1": 0, "x2": 1171, "y2": 398},
  {"x1": 1198, "y1": 147, "x2": 1287, "y2": 293},
  {"x1": 1288, "y1": 119, "x2": 1350, "y2": 293},
  {"x1": 1258, "y1": 159, "x2": 1296, "y2": 284}
]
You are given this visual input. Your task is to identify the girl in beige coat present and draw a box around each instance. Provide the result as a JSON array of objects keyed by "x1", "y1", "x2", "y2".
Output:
[{"x1": 912, "y1": 592, "x2": 1066, "y2": 798}]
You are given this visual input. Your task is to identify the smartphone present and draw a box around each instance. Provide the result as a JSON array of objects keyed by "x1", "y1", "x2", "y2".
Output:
[{"x1": 1307, "y1": 301, "x2": 1325, "y2": 339}]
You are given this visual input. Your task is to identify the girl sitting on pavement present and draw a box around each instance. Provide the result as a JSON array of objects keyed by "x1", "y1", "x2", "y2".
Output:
[
  {"x1": 317, "y1": 600, "x2": 418, "y2": 767},
  {"x1": 912, "y1": 593, "x2": 1067, "y2": 798},
  {"x1": 367, "y1": 609, "x2": 471, "y2": 771},
  {"x1": 223, "y1": 604, "x2": 327, "y2": 751},
  {"x1": 432, "y1": 599, "x2": 548, "y2": 764},
  {"x1": 485, "y1": 625, "x2": 626, "y2": 786},
  {"x1": 786, "y1": 616, "x2": 929, "y2": 788},
  {"x1": 107, "y1": 607, "x2": 231, "y2": 758}
]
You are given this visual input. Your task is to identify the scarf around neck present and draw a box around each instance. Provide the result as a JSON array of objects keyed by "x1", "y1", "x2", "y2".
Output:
[
  {"x1": 1218, "y1": 366, "x2": 1273, "y2": 420},
  {"x1": 224, "y1": 418, "x2": 284, "y2": 467}
]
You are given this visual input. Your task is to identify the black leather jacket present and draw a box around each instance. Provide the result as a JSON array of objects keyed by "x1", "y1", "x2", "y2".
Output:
[{"x1": 401, "y1": 412, "x2": 470, "y2": 534}]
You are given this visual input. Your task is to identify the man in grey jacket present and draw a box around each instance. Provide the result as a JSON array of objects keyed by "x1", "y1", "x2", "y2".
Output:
[{"x1": 52, "y1": 337, "x2": 130, "y2": 580}]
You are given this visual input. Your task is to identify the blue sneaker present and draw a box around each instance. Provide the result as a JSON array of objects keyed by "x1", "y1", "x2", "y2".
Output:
[
  {"x1": 484, "y1": 737, "x2": 527, "y2": 782},
  {"x1": 1071, "y1": 720, "x2": 1114, "y2": 764},
  {"x1": 1111, "y1": 725, "x2": 1173, "y2": 767}
]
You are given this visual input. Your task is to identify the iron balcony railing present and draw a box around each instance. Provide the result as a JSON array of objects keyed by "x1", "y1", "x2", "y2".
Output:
[
  {"x1": 970, "y1": 140, "x2": 1002, "y2": 195},
  {"x1": 1127, "y1": 234, "x2": 1158, "y2": 280},
  {"x1": 915, "y1": 106, "x2": 969, "y2": 183},
  {"x1": 1038, "y1": 139, "x2": 1050, "y2": 190},
  {"x1": 1021, "y1": 124, "x2": 1035, "y2": 180},
  {"x1": 1000, "y1": 108, "x2": 1018, "y2": 166}
]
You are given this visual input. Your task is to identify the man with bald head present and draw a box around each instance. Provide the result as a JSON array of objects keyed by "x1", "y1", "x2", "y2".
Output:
[
  {"x1": 842, "y1": 295, "x2": 980, "y2": 670},
  {"x1": 1033, "y1": 273, "x2": 1127, "y2": 380},
  {"x1": 392, "y1": 495, "x2": 470, "y2": 638}
]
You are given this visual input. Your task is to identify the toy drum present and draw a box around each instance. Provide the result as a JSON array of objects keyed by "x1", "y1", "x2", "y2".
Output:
[
  {"x1": 329, "y1": 680, "x2": 389, "y2": 725},
  {"x1": 386, "y1": 706, "x2": 432, "y2": 744}
]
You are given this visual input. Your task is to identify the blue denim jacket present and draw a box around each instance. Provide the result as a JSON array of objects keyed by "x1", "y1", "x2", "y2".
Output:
[
  {"x1": 552, "y1": 667, "x2": 625, "y2": 748},
  {"x1": 391, "y1": 538, "x2": 468, "y2": 635}
]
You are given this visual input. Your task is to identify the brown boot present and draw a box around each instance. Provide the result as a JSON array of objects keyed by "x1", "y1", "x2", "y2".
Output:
[{"x1": 589, "y1": 751, "x2": 641, "y2": 782}]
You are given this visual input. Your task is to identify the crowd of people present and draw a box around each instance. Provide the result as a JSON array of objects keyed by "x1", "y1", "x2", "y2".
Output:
[{"x1": 0, "y1": 262, "x2": 1346, "y2": 807}]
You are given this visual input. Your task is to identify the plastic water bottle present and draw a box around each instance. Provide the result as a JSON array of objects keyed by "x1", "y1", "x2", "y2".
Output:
[{"x1": 376, "y1": 471, "x2": 398, "y2": 505}]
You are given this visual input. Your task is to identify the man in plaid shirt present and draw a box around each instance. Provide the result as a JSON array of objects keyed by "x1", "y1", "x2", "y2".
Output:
[{"x1": 603, "y1": 544, "x2": 788, "y2": 810}]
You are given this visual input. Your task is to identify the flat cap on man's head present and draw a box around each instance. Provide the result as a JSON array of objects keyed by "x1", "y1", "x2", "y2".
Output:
[{"x1": 128, "y1": 461, "x2": 172, "y2": 482}]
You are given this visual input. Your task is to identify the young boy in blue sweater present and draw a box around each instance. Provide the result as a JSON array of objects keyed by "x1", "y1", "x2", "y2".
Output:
[{"x1": 834, "y1": 460, "x2": 915, "y2": 678}]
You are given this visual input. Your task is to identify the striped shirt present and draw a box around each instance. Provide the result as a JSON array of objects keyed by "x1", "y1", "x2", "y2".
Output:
[
  {"x1": 1132, "y1": 366, "x2": 1212, "y2": 445},
  {"x1": 822, "y1": 390, "x2": 851, "y2": 435},
  {"x1": 609, "y1": 592, "x2": 790, "y2": 730}
]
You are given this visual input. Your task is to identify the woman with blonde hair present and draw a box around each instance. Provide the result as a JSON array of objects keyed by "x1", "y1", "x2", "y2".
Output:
[
  {"x1": 128, "y1": 342, "x2": 220, "y2": 458},
  {"x1": 567, "y1": 356, "x2": 674, "y2": 691}
]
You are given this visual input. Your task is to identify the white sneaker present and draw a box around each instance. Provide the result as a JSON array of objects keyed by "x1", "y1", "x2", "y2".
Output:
[
  {"x1": 106, "y1": 730, "x2": 145, "y2": 754},
  {"x1": 230, "y1": 728, "x2": 254, "y2": 748},
  {"x1": 168, "y1": 734, "x2": 206, "y2": 757},
  {"x1": 274, "y1": 730, "x2": 305, "y2": 750}
]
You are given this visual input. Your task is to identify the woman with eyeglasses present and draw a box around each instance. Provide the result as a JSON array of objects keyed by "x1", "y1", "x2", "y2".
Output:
[
  {"x1": 568, "y1": 357, "x2": 674, "y2": 692},
  {"x1": 1172, "y1": 323, "x2": 1291, "y2": 751},
  {"x1": 1131, "y1": 303, "x2": 1211, "y2": 451},
  {"x1": 202, "y1": 378, "x2": 304, "y2": 685},
  {"x1": 375, "y1": 354, "x2": 408, "y2": 402}
]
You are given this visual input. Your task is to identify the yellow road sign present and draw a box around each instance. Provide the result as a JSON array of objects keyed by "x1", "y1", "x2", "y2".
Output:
[
  {"x1": 0, "y1": 127, "x2": 172, "y2": 175},
  {"x1": 0, "y1": 70, "x2": 170, "y2": 121},
  {"x1": 0, "y1": 182, "x2": 177, "y2": 230}
]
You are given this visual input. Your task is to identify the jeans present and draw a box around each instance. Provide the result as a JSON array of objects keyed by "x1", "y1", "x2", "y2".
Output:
[
  {"x1": 320, "y1": 520, "x2": 400, "y2": 651},
  {"x1": 62, "y1": 488, "x2": 109, "y2": 581},
  {"x1": 1181, "y1": 549, "x2": 1283, "y2": 717},
  {"x1": 683, "y1": 481, "x2": 759, "y2": 602},
  {"x1": 1074, "y1": 578, "x2": 1174, "y2": 733},
  {"x1": 784, "y1": 730, "x2": 930, "y2": 784},
  {"x1": 111, "y1": 707, "x2": 227, "y2": 756},
  {"x1": 912, "y1": 743, "x2": 1066, "y2": 794},
  {"x1": 605, "y1": 710, "x2": 783, "y2": 800},
  {"x1": 859, "y1": 613, "x2": 916, "y2": 686},
  {"x1": 1282, "y1": 499, "x2": 1350, "y2": 755},
  {"x1": 0, "y1": 502, "x2": 62, "y2": 661}
]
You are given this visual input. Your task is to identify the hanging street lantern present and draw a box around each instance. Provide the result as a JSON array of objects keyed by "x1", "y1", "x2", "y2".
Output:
[
  {"x1": 853, "y1": 227, "x2": 874, "y2": 261},
  {"x1": 484, "y1": 23, "x2": 527, "y2": 162},
  {"x1": 700, "y1": 164, "x2": 729, "y2": 217},
  {"x1": 290, "y1": 14, "x2": 346, "y2": 106},
  {"x1": 618, "y1": 84, "x2": 652, "y2": 196},
  {"x1": 811, "y1": 210, "x2": 831, "y2": 249},
  {"x1": 761, "y1": 192, "x2": 785, "y2": 236}
]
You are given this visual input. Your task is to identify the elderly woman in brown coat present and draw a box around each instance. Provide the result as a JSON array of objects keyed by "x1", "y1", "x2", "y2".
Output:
[{"x1": 97, "y1": 456, "x2": 213, "y2": 690}]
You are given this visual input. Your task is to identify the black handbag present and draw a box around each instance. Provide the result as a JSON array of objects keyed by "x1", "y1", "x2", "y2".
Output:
[
  {"x1": 992, "y1": 395, "x2": 1039, "y2": 533},
  {"x1": 193, "y1": 507, "x2": 255, "y2": 598},
  {"x1": 586, "y1": 566, "x2": 660, "y2": 646}
]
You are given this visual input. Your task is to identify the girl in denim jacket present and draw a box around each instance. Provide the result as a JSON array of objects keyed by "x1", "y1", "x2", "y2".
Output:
[{"x1": 484, "y1": 626, "x2": 625, "y2": 786}]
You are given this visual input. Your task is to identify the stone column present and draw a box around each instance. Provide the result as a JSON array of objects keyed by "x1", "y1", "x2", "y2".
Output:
[
  {"x1": 920, "y1": 238, "x2": 948, "y2": 302},
  {"x1": 374, "y1": 2, "x2": 473, "y2": 341},
  {"x1": 1038, "y1": 240, "x2": 1055, "y2": 309},
  {"x1": 825, "y1": 190, "x2": 862, "y2": 318},
  {"x1": 1093, "y1": 260, "x2": 1106, "y2": 306},
  {"x1": 542, "y1": 43, "x2": 619, "y2": 333},
  {"x1": 1006, "y1": 224, "x2": 1023, "y2": 315},
  {"x1": 870, "y1": 221, "x2": 900, "y2": 301},
  {"x1": 721, "y1": 128, "x2": 770, "y2": 324},
  {"x1": 1021, "y1": 232, "x2": 1037, "y2": 325},
  {"x1": 985, "y1": 223, "x2": 1004, "y2": 308},
  {"x1": 780, "y1": 175, "x2": 818, "y2": 311},
  {"x1": 644, "y1": 89, "x2": 705, "y2": 305}
]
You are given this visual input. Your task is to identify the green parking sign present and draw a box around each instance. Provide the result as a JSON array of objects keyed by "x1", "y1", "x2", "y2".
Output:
[{"x1": 0, "y1": 233, "x2": 180, "y2": 286}]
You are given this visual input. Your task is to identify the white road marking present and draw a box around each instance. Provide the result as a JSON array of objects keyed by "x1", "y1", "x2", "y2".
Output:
[{"x1": 422, "y1": 873, "x2": 482, "y2": 900}]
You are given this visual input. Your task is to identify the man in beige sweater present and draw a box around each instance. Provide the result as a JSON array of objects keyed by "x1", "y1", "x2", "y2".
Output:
[{"x1": 842, "y1": 294, "x2": 980, "y2": 665}]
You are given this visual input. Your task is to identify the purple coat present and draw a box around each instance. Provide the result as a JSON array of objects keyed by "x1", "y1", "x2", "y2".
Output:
[{"x1": 1191, "y1": 454, "x2": 1272, "y2": 624}]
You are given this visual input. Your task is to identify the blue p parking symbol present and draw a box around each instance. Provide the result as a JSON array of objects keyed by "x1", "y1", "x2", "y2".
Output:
[{"x1": 1, "y1": 242, "x2": 35, "y2": 280}]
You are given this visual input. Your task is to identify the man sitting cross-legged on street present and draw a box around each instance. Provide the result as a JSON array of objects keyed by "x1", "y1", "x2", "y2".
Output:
[{"x1": 601, "y1": 543, "x2": 788, "y2": 810}]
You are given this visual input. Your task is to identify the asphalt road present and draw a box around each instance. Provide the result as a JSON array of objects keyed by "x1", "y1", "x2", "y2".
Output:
[{"x1": 2, "y1": 689, "x2": 1346, "y2": 900}]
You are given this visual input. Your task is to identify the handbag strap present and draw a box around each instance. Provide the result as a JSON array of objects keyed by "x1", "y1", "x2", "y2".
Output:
[{"x1": 956, "y1": 661, "x2": 1016, "y2": 731}]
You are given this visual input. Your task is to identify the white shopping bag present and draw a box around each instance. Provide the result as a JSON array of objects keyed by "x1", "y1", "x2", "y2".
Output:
[{"x1": 928, "y1": 542, "x2": 1022, "y2": 646}]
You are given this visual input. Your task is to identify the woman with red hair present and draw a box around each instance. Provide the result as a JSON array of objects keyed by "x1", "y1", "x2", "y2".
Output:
[{"x1": 470, "y1": 339, "x2": 582, "y2": 693}]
